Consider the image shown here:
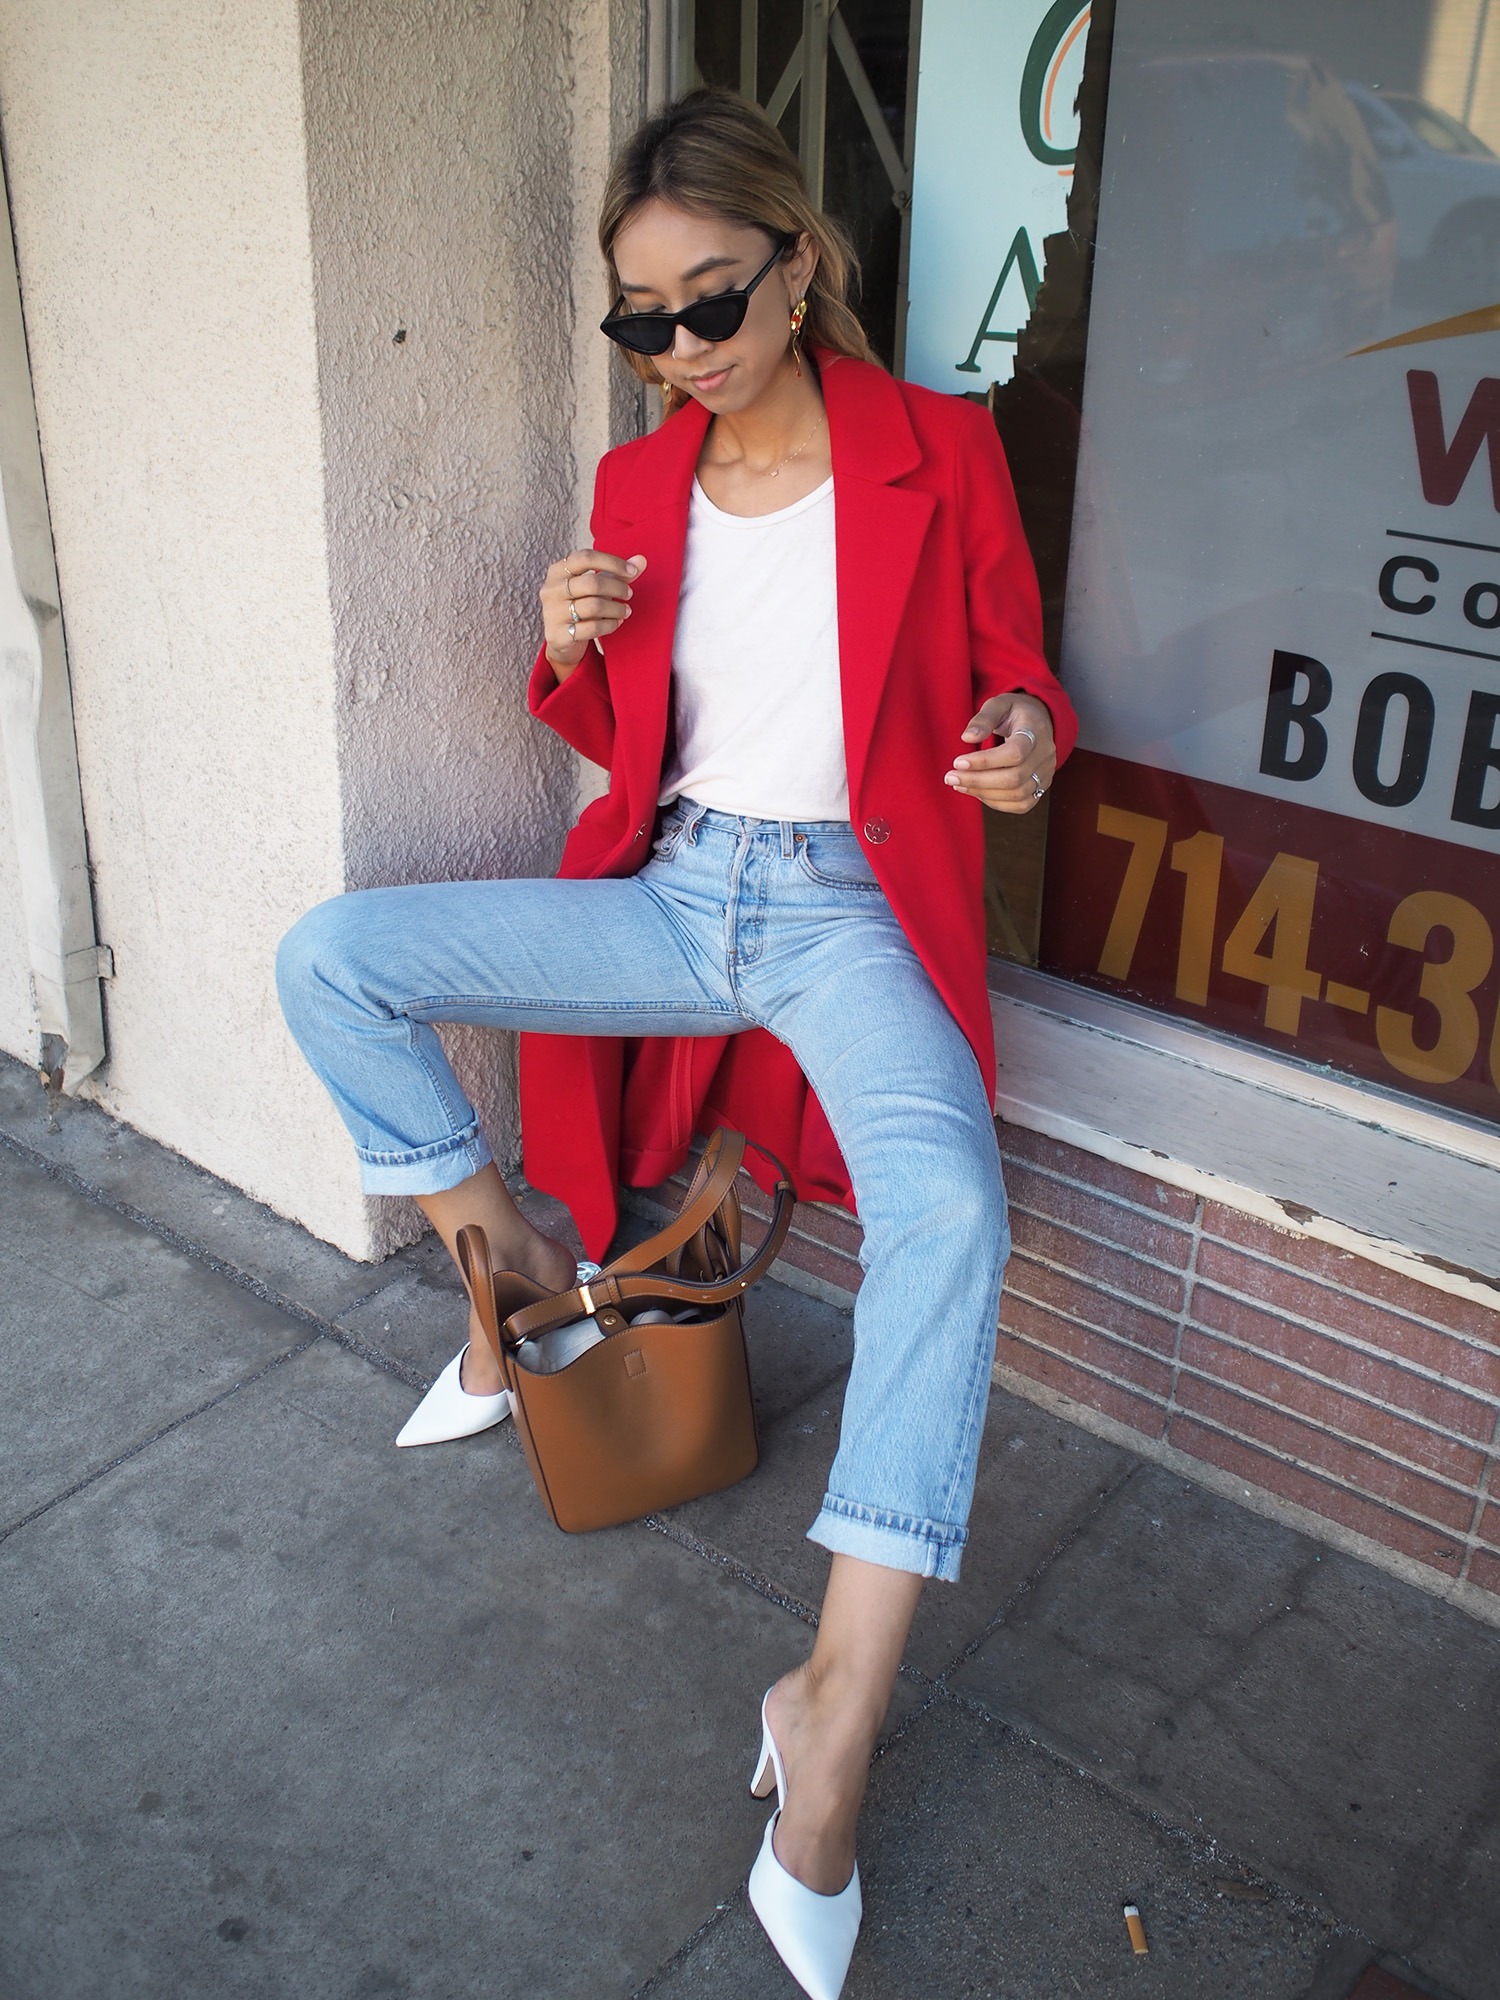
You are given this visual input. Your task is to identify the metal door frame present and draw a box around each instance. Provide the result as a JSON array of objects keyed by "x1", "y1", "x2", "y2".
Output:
[{"x1": 667, "y1": 0, "x2": 923, "y2": 373}]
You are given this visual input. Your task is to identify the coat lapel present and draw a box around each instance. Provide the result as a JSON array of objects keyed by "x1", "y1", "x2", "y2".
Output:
[
  {"x1": 601, "y1": 360, "x2": 933, "y2": 819},
  {"x1": 820, "y1": 357, "x2": 935, "y2": 810},
  {"x1": 602, "y1": 401, "x2": 711, "y2": 809}
]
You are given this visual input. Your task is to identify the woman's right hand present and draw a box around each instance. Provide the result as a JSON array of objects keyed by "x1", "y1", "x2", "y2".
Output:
[{"x1": 540, "y1": 549, "x2": 647, "y2": 681}]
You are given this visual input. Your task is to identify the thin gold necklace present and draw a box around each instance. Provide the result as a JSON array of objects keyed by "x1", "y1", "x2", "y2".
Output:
[
  {"x1": 709, "y1": 413, "x2": 826, "y2": 479},
  {"x1": 764, "y1": 414, "x2": 825, "y2": 478}
]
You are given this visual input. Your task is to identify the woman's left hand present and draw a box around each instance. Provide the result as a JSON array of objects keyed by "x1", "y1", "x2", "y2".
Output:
[{"x1": 944, "y1": 693, "x2": 1058, "y2": 814}]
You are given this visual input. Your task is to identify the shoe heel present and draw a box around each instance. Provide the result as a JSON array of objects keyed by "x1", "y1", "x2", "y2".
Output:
[
  {"x1": 750, "y1": 1729, "x2": 777, "y2": 1800},
  {"x1": 749, "y1": 1689, "x2": 786, "y2": 1806}
]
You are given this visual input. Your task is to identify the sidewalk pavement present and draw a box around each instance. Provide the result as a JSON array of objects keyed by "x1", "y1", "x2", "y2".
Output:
[{"x1": 1, "y1": 1049, "x2": 1496, "y2": 2000}]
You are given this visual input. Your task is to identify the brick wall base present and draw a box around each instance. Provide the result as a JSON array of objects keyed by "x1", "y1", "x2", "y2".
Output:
[{"x1": 629, "y1": 1120, "x2": 1500, "y2": 1624}]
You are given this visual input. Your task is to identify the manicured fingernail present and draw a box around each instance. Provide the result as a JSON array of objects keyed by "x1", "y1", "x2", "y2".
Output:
[
  {"x1": 944, "y1": 772, "x2": 959, "y2": 786},
  {"x1": 953, "y1": 757, "x2": 971, "y2": 770}
]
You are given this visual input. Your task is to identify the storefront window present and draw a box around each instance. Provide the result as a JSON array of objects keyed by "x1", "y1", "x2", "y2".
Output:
[
  {"x1": 682, "y1": 0, "x2": 916, "y2": 368},
  {"x1": 906, "y1": 0, "x2": 1101, "y2": 962},
  {"x1": 905, "y1": 0, "x2": 1500, "y2": 1134}
]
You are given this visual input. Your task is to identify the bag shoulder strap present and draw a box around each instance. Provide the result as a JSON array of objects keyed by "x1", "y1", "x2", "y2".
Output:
[
  {"x1": 600, "y1": 1128, "x2": 746, "y2": 1278},
  {"x1": 501, "y1": 1135, "x2": 795, "y2": 1347},
  {"x1": 454, "y1": 1137, "x2": 742, "y2": 1339}
]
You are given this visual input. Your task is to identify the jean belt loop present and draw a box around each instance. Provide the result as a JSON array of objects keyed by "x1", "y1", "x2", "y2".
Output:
[
  {"x1": 682, "y1": 797, "x2": 708, "y2": 846},
  {"x1": 780, "y1": 819, "x2": 795, "y2": 860}
]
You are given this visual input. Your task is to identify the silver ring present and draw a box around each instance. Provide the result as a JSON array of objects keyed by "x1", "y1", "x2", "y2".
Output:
[
  {"x1": 1014, "y1": 727, "x2": 1036, "y2": 750},
  {"x1": 1032, "y1": 773, "x2": 1045, "y2": 800},
  {"x1": 567, "y1": 609, "x2": 578, "y2": 641}
]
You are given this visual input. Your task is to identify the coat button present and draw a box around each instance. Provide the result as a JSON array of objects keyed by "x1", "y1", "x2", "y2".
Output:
[
  {"x1": 863, "y1": 817, "x2": 890, "y2": 844},
  {"x1": 635, "y1": 825, "x2": 648, "y2": 839}
]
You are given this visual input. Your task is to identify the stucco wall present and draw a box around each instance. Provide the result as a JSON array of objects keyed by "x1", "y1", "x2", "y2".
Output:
[
  {"x1": 297, "y1": 0, "x2": 644, "y2": 1254},
  {"x1": 568, "y1": 0, "x2": 651, "y2": 818},
  {"x1": 0, "y1": 0, "x2": 645, "y2": 1259},
  {"x1": 0, "y1": 0, "x2": 359, "y2": 1243}
]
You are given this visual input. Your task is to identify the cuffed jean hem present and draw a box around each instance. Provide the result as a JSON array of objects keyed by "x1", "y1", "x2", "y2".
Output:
[
  {"x1": 807, "y1": 1495, "x2": 968, "y2": 1584},
  {"x1": 356, "y1": 1125, "x2": 494, "y2": 1197}
]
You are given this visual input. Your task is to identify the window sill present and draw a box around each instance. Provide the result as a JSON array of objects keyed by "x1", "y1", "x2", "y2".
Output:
[{"x1": 987, "y1": 960, "x2": 1500, "y2": 1313}]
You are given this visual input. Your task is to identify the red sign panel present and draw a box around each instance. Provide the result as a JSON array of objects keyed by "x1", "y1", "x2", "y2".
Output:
[{"x1": 1041, "y1": 750, "x2": 1500, "y2": 1127}]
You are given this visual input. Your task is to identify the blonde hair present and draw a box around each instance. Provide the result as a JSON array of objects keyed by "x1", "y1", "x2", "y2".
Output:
[{"x1": 598, "y1": 89, "x2": 876, "y2": 414}]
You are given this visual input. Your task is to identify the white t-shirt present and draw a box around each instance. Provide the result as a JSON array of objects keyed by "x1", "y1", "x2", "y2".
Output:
[{"x1": 659, "y1": 474, "x2": 848, "y2": 821}]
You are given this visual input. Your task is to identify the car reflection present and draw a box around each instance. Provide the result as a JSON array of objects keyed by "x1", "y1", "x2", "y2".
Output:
[
  {"x1": 1110, "y1": 54, "x2": 1396, "y2": 403},
  {"x1": 1342, "y1": 82, "x2": 1500, "y2": 306}
]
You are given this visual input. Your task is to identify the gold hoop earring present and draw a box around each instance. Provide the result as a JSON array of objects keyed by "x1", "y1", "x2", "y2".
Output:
[{"x1": 790, "y1": 298, "x2": 808, "y2": 376}]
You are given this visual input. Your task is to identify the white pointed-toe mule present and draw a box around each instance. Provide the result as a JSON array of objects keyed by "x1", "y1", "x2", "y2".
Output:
[
  {"x1": 395, "y1": 1345, "x2": 511, "y2": 1447},
  {"x1": 746, "y1": 1689, "x2": 862, "y2": 2000},
  {"x1": 396, "y1": 1260, "x2": 601, "y2": 1446},
  {"x1": 748, "y1": 1813, "x2": 861, "y2": 2000}
]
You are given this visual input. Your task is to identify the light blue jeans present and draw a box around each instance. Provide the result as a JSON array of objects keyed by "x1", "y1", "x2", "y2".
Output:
[{"x1": 276, "y1": 802, "x2": 1009, "y2": 1581}]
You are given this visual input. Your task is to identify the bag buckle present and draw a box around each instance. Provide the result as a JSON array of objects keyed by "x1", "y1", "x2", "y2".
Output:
[{"x1": 578, "y1": 1281, "x2": 598, "y2": 1315}]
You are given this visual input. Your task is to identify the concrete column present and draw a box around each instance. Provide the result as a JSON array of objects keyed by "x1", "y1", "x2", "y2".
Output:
[
  {"x1": 0, "y1": 0, "x2": 644, "y2": 1258},
  {"x1": 296, "y1": 0, "x2": 644, "y2": 1253}
]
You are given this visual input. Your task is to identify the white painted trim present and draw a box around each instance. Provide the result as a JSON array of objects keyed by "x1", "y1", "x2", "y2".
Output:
[
  {"x1": 989, "y1": 961, "x2": 1500, "y2": 1313},
  {"x1": 0, "y1": 173, "x2": 105, "y2": 1093}
]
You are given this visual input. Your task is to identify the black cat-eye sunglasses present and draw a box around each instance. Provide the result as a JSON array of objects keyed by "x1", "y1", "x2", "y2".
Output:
[{"x1": 599, "y1": 238, "x2": 792, "y2": 356}]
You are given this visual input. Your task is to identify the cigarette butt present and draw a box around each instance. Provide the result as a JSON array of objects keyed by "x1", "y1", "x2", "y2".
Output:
[{"x1": 1124, "y1": 1905, "x2": 1148, "y2": 1955}]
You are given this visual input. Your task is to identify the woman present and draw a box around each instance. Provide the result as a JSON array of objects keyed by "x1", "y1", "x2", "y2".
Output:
[{"x1": 277, "y1": 90, "x2": 1075, "y2": 2000}]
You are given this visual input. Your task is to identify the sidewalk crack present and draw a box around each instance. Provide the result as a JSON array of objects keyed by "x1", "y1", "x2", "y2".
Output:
[
  {"x1": 0, "y1": 1124, "x2": 434, "y2": 1391},
  {"x1": 639, "y1": 1513, "x2": 822, "y2": 1627},
  {"x1": 0, "y1": 1335, "x2": 322, "y2": 1545},
  {"x1": 924, "y1": 1458, "x2": 1145, "y2": 1686}
]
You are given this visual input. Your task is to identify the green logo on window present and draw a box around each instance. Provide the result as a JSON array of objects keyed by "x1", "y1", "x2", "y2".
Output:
[
  {"x1": 955, "y1": 230, "x2": 1042, "y2": 370},
  {"x1": 1020, "y1": 0, "x2": 1089, "y2": 167}
]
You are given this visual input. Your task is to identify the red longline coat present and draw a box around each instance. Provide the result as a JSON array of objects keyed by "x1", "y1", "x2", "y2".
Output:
[{"x1": 519, "y1": 353, "x2": 1078, "y2": 1260}]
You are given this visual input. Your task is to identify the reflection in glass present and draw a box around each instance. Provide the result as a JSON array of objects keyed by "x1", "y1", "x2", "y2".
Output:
[{"x1": 1031, "y1": 0, "x2": 1500, "y2": 1129}]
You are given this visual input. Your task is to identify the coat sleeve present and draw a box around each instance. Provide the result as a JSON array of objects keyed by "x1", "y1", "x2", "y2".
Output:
[
  {"x1": 527, "y1": 452, "x2": 618, "y2": 770},
  {"x1": 955, "y1": 407, "x2": 1079, "y2": 766}
]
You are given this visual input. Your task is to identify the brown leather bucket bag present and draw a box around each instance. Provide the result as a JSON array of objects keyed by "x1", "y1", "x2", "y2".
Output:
[{"x1": 457, "y1": 1130, "x2": 795, "y2": 1533}]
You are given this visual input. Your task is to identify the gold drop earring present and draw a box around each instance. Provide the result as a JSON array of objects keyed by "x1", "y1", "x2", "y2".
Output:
[{"x1": 790, "y1": 298, "x2": 808, "y2": 376}]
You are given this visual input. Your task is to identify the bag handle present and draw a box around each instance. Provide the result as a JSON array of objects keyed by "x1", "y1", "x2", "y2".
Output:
[
  {"x1": 499, "y1": 1136, "x2": 796, "y2": 1348},
  {"x1": 452, "y1": 1136, "x2": 743, "y2": 1352},
  {"x1": 598, "y1": 1127, "x2": 746, "y2": 1278},
  {"x1": 455, "y1": 1222, "x2": 506, "y2": 1369}
]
